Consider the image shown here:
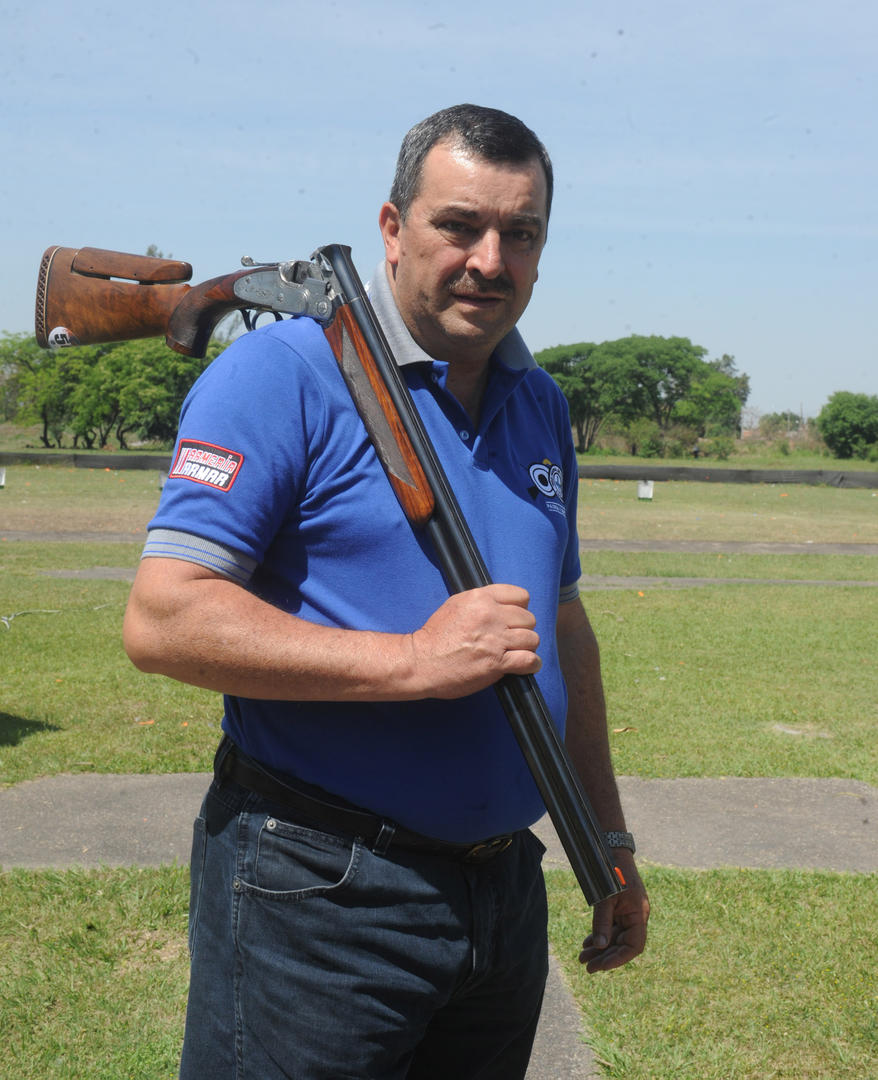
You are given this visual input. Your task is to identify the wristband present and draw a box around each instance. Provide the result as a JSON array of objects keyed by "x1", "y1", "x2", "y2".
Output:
[{"x1": 604, "y1": 830, "x2": 635, "y2": 853}]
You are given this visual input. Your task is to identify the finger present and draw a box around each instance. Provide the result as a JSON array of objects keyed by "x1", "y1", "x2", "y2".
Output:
[
  {"x1": 580, "y1": 916, "x2": 648, "y2": 972},
  {"x1": 483, "y1": 582, "x2": 532, "y2": 608},
  {"x1": 587, "y1": 897, "x2": 617, "y2": 952},
  {"x1": 501, "y1": 607, "x2": 538, "y2": 630},
  {"x1": 502, "y1": 625, "x2": 540, "y2": 651},
  {"x1": 501, "y1": 649, "x2": 542, "y2": 676},
  {"x1": 581, "y1": 941, "x2": 639, "y2": 973}
]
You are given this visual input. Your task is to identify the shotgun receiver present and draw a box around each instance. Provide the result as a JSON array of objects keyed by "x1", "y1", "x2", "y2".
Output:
[{"x1": 35, "y1": 242, "x2": 625, "y2": 905}]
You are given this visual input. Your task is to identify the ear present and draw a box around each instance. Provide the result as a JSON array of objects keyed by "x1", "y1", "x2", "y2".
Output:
[{"x1": 379, "y1": 202, "x2": 402, "y2": 267}]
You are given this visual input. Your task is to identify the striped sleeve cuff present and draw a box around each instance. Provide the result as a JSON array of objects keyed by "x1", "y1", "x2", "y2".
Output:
[
  {"x1": 142, "y1": 528, "x2": 257, "y2": 586},
  {"x1": 558, "y1": 579, "x2": 581, "y2": 605}
]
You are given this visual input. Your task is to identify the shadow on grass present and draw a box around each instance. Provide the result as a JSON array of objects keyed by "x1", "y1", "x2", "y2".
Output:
[{"x1": 0, "y1": 712, "x2": 61, "y2": 746}]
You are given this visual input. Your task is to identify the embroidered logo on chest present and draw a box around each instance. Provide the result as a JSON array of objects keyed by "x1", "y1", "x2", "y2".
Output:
[{"x1": 527, "y1": 459, "x2": 567, "y2": 517}]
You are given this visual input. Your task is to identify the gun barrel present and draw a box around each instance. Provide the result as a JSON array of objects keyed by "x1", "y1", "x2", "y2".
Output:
[{"x1": 323, "y1": 244, "x2": 624, "y2": 906}]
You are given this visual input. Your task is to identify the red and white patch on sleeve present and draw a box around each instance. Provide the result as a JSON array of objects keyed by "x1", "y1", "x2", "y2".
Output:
[{"x1": 168, "y1": 440, "x2": 244, "y2": 491}]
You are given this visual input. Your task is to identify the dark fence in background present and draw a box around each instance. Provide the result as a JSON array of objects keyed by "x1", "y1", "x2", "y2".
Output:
[
  {"x1": 576, "y1": 464, "x2": 878, "y2": 488},
  {"x1": 2, "y1": 452, "x2": 877, "y2": 488},
  {"x1": 0, "y1": 452, "x2": 173, "y2": 471}
]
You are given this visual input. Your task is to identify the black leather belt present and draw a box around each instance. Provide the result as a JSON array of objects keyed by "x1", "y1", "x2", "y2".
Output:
[{"x1": 217, "y1": 742, "x2": 515, "y2": 863}]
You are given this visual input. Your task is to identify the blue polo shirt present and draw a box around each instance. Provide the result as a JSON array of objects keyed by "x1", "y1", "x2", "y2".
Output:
[{"x1": 144, "y1": 263, "x2": 582, "y2": 842}]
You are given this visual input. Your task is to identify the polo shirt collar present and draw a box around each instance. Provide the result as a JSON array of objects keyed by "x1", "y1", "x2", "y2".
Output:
[{"x1": 365, "y1": 261, "x2": 536, "y2": 373}]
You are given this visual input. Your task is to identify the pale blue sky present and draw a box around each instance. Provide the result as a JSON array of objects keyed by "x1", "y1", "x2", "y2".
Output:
[{"x1": 2, "y1": 0, "x2": 875, "y2": 419}]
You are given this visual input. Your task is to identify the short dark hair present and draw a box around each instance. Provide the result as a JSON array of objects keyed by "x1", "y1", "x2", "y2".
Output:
[{"x1": 389, "y1": 104, "x2": 553, "y2": 223}]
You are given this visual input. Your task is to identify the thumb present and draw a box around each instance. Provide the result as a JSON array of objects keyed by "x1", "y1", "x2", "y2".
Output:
[{"x1": 586, "y1": 899, "x2": 615, "y2": 951}]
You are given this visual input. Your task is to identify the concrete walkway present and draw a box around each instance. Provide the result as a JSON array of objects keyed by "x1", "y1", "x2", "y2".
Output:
[{"x1": 2, "y1": 771, "x2": 874, "y2": 1078}]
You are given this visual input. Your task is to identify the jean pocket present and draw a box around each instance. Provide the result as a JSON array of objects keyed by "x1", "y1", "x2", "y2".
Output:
[
  {"x1": 187, "y1": 814, "x2": 208, "y2": 955},
  {"x1": 237, "y1": 815, "x2": 361, "y2": 900}
]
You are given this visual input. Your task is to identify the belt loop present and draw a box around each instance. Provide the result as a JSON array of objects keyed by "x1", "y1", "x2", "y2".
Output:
[
  {"x1": 372, "y1": 821, "x2": 396, "y2": 855},
  {"x1": 214, "y1": 734, "x2": 234, "y2": 779}
]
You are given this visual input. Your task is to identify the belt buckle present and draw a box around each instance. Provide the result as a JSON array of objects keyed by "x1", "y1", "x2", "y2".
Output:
[{"x1": 462, "y1": 835, "x2": 513, "y2": 863}]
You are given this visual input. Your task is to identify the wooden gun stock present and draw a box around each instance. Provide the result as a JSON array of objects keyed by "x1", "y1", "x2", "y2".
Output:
[
  {"x1": 35, "y1": 246, "x2": 194, "y2": 350},
  {"x1": 36, "y1": 245, "x2": 289, "y2": 358}
]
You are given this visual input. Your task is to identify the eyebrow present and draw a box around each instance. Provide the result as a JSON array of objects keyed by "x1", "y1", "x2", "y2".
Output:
[{"x1": 435, "y1": 204, "x2": 545, "y2": 230}]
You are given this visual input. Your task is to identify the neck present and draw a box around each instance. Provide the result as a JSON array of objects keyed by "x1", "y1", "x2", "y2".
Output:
[{"x1": 445, "y1": 360, "x2": 491, "y2": 427}]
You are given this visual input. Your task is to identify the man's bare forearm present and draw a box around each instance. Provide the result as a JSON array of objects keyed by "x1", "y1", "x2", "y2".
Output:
[
  {"x1": 123, "y1": 558, "x2": 542, "y2": 703},
  {"x1": 123, "y1": 559, "x2": 416, "y2": 700},
  {"x1": 558, "y1": 594, "x2": 650, "y2": 970},
  {"x1": 556, "y1": 596, "x2": 628, "y2": 831}
]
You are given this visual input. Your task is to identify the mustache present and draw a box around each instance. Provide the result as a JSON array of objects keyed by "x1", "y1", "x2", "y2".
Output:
[{"x1": 447, "y1": 272, "x2": 513, "y2": 297}]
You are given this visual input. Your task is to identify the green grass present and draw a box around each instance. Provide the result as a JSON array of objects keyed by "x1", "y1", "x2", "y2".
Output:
[
  {"x1": 1, "y1": 460, "x2": 877, "y2": 1077},
  {"x1": 546, "y1": 865, "x2": 878, "y2": 1079},
  {"x1": 6, "y1": 418, "x2": 876, "y2": 471},
  {"x1": 578, "y1": 477, "x2": 878, "y2": 543},
  {"x1": 0, "y1": 543, "x2": 218, "y2": 785},
  {"x1": 1, "y1": 464, "x2": 163, "y2": 536},
  {"x1": 1, "y1": 465, "x2": 876, "y2": 785},
  {"x1": 3, "y1": 462, "x2": 877, "y2": 542},
  {"x1": 0, "y1": 420, "x2": 172, "y2": 456},
  {"x1": 2, "y1": 863, "x2": 874, "y2": 1080},
  {"x1": 590, "y1": 585, "x2": 876, "y2": 784},
  {"x1": 579, "y1": 549, "x2": 878, "y2": 582},
  {"x1": 0, "y1": 866, "x2": 189, "y2": 1080},
  {"x1": 2, "y1": 554, "x2": 875, "y2": 785}
]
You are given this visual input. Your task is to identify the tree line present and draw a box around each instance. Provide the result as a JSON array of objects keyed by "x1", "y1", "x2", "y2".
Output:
[
  {"x1": 1, "y1": 328, "x2": 874, "y2": 462},
  {"x1": 535, "y1": 336, "x2": 878, "y2": 462},
  {"x1": 535, "y1": 335, "x2": 749, "y2": 458},
  {"x1": 0, "y1": 332, "x2": 223, "y2": 450}
]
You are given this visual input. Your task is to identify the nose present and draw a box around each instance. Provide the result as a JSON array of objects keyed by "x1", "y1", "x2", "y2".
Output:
[{"x1": 466, "y1": 229, "x2": 505, "y2": 280}]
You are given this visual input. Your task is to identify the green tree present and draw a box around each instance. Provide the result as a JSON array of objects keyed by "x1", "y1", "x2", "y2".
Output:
[
  {"x1": 710, "y1": 354, "x2": 750, "y2": 409},
  {"x1": 68, "y1": 339, "x2": 219, "y2": 449},
  {"x1": 0, "y1": 332, "x2": 24, "y2": 420},
  {"x1": 116, "y1": 338, "x2": 220, "y2": 445},
  {"x1": 588, "y1": 335, "x2": 708, "y2": 431},
  {"x1": 759, "y1": 410, "x2": 804, "y2": 439},
  {"x1": 65, "y1": 344, "x2": 124, "y2": 448},
  {"x1": 817, "y1": 392, "x2": 878, "y2": 459},
  {"x1": 672, "y1": 366, "x2": 745, "y2": 436},
  {"x1": 1, "y1": 332, "x2": 223, "y2": 449},
  {"x1": 537, "y1": 335, "x2": 749, "y2": 451},
  {"x1": 625, "y1": 417, "x2": 664, "y2": 457},
  {"x1": 4, "y1": 333, "x2": 80, "y2": 447},
  {"x1": 535, "y1": 342, "x2": 632, "y2": 451}
]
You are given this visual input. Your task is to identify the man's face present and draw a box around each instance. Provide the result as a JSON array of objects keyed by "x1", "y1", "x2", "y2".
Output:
[{"x1": 379, "y1": 140, "x2": 548, "y2": 368}]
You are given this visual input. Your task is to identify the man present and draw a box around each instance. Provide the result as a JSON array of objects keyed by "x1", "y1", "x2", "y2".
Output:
[{"x1": 124, "y1": 104, "x2": 649, "y2": 1080}]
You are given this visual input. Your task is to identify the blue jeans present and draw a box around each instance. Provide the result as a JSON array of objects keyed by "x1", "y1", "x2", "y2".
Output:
[{"x1": 180, "y1": 770, "x2": 549, "y2": 1080}]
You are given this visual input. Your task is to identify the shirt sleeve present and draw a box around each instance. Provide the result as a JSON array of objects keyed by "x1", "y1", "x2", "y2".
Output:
[
  {"x1": 145, "y1": 318, "x2": 333, "y2": 565},
  {"x1": 141, "y1": 527, "x2": 257, "y2": 585}
]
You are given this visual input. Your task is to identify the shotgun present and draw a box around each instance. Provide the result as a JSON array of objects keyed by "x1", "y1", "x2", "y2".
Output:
[{"x1": 35, "y1": 243, "x2": 625, "y2": 906}]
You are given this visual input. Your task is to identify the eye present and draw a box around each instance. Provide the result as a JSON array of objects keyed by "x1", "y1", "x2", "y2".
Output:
[
  {"x1": 505, "y1": 228, "x2": 539, "y2": 249},
  {"x1": 439, "y1": 219, "x2": 475, "y2": 236}
]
